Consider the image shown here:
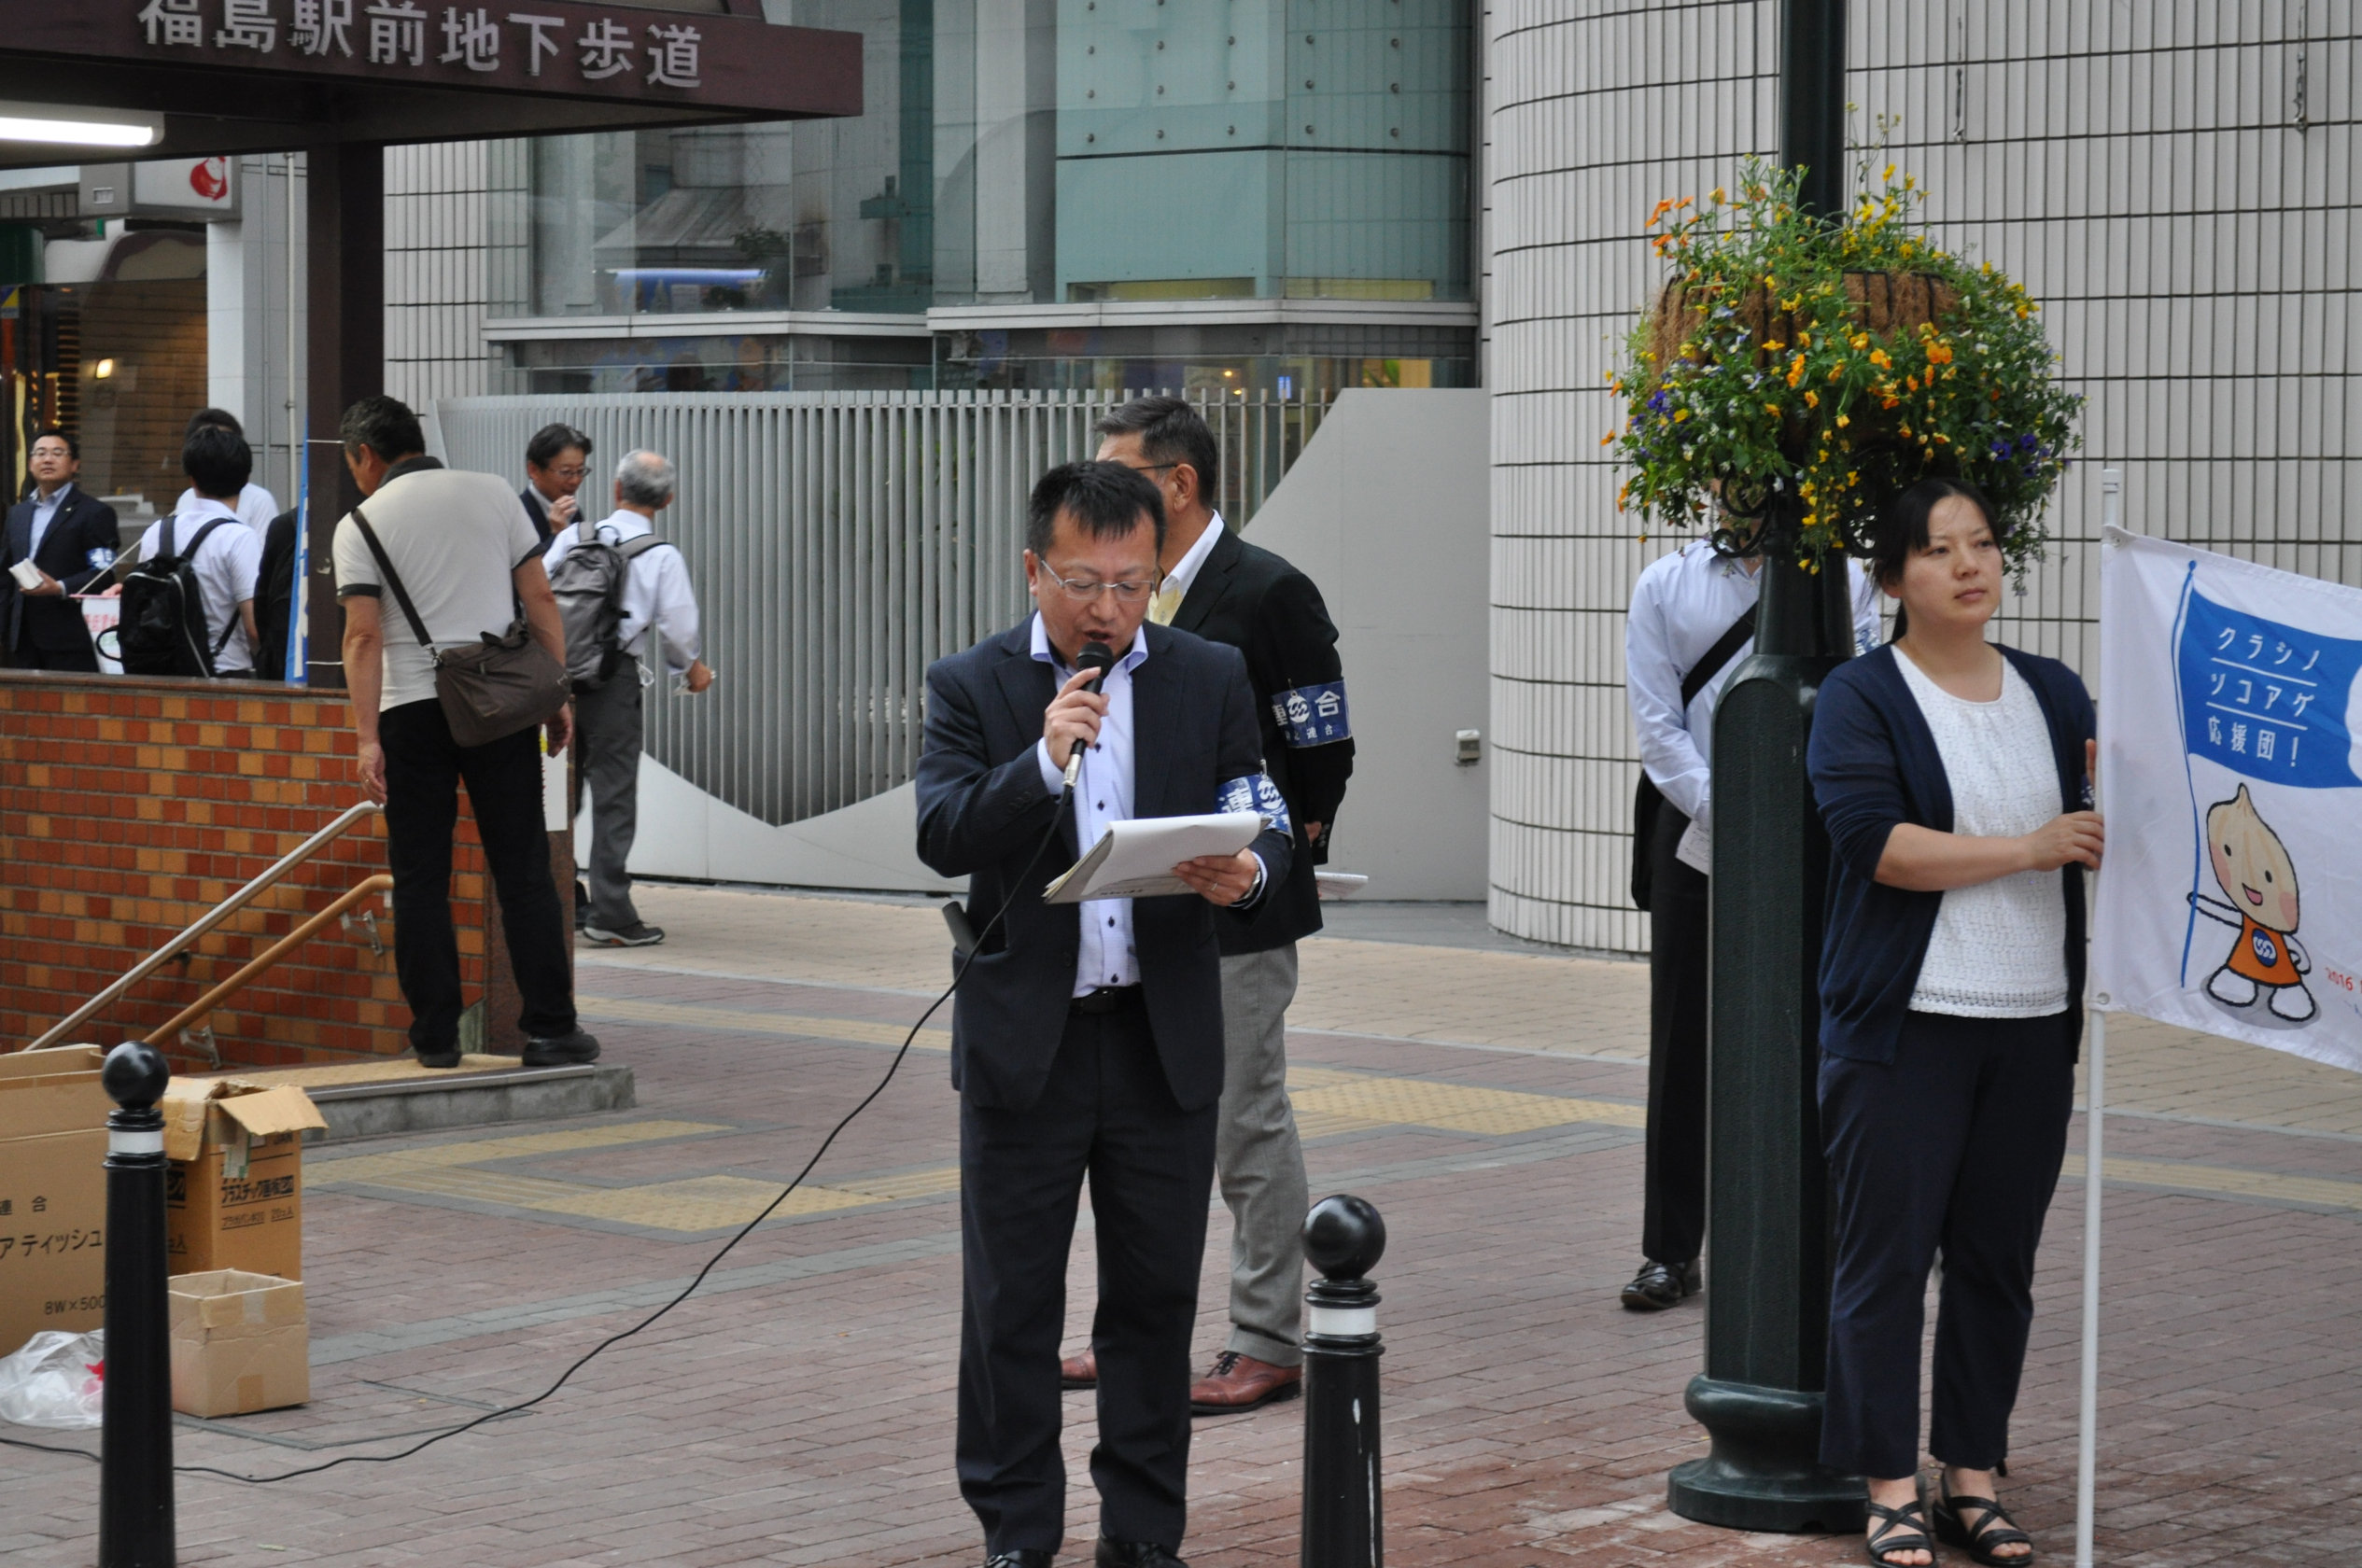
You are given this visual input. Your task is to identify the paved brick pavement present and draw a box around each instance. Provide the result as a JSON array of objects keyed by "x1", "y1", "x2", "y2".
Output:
[{"x1": 4, "y1": 886, "x2": 2358, "y2": 1567}]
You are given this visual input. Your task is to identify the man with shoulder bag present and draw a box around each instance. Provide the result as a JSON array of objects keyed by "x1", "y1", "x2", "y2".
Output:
[
  {"x1": 1620, "y1": 530, "x2": 1882, "y2": 1310},
  {"x1": 330, "y1": 395, "x2": 595, "y2": 1071}
]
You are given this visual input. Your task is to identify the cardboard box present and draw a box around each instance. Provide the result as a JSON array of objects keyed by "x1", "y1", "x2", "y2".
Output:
[
  {"x1": 162, "y1": 1080, "x2": 326, "y2": 1281},
  {"x1": 0, "y1": 1047, "x2": 111, "y2": 1357},
  {"x1": 169, "y1": 1268, "x2": 309, "y2": 1418}
]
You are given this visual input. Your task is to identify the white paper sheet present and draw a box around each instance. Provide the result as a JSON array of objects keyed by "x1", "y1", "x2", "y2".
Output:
[{"x1": 1043, "y1": 811, "x2": 1266, "y2": 903}]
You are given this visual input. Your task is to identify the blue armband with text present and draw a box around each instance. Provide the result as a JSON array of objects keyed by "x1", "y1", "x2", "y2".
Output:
[
  {"x1": 1272, "y1": 680, "x2": 1350, "y2": 748},
  {"x1": 1217, "y1": 773, "x2": 1292, "y2": 836}
]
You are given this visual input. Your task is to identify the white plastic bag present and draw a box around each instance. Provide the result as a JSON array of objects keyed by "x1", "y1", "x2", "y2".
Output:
[{"x1": 0, "y1": 1330, "x2": 105, "y2": 1429}]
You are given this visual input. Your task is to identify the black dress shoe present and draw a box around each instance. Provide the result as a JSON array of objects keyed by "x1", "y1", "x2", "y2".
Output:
[
  {"x1": 1094, "y1": 1540, "x2": 1186, "y2": 1568},
  {"x1": 983, "y1": 1551, "x2": 1052, "y2": 1568},
  {"x1": 1620, "y1": 1257, "x2": 1702, "y2": 1311},
  {"x1": 523, "y1": 1029, "x2": 601, "y2": 1067}
]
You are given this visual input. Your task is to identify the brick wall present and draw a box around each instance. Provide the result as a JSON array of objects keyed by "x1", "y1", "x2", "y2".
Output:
[{"x1": 0, "y1": 671, "x2": 491, "y2": 1068}]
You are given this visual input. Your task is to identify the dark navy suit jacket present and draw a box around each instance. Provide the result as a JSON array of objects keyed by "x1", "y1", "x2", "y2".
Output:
[
  {"x1": 915, "y1": 618, "x2": 1292, "y2": 1113},
  {"x1": 2, "y1": 485, "x2": 120, "y2": 653},
  {"x1": 1807, "y1": 641, "x2": 2095, "y2": 1064}
]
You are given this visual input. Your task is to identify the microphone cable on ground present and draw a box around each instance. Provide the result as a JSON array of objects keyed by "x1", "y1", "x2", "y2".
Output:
[{"x1": 0, "y1": 792, "x2": 1076, "y2": 1485}]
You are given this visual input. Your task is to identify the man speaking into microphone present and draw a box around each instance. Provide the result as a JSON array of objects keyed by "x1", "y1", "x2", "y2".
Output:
[{"x1": 916, "y1": 460, "x2": 1293, "y2": 1568}]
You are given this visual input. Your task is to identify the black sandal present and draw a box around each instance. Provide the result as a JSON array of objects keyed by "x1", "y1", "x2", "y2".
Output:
[
  {"x1": 1933, "y1": 1490, "x2": 2035, "y2": 1565},
  {"x1": 1864, "y1": 1498, "x2": 1934, "y2": 1567}
]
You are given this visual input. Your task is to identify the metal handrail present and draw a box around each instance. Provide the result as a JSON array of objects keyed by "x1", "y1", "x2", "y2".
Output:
[
  {"x1": 144, "y1": 875, "x2": 394, "y2": 1050},
  {"x1": 21, "y1": 799, "x2": 383, "y2": 1053}
]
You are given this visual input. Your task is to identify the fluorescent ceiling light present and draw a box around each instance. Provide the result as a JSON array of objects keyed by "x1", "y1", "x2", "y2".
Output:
[{"x1": 0, "y1": 101, "x2": 161, "y2": 149}]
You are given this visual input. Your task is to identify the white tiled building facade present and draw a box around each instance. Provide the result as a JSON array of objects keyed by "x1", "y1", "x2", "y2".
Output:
[{"x1": 1483, "y1": 1, "x2": 2360, "y2": 953}]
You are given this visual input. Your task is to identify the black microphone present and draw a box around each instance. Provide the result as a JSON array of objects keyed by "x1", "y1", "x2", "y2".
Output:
[{"x1": 1061, "y1": 639, "x2": 1116, "y2": 791}]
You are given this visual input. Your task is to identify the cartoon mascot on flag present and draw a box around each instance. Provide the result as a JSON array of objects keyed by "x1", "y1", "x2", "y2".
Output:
[{"x1": 2189, "y1": 784, "x2": 2315, "y2": 1023}]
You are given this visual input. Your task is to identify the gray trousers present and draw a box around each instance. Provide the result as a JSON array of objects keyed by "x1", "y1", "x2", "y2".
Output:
[
  {"x1": 574, "y1": 665, "x2": 644, "y2": 931},
  {"x1": 1215, "y1": 943, "x2": 1309, "y2": 1367}
]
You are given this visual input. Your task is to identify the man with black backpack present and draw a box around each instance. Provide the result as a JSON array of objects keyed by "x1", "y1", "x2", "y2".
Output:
[
  {"x1": 543, "y1": 449, "x2": 711, "y2": 948},
  {"x1": 1620, "y1": 534, "x2": 1884, "y2": 1311},
  {"x1": 120, "y1": 426, "x2": 264, "y2": 678}
]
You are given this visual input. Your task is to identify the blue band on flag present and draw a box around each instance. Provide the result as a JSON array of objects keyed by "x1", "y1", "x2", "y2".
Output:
[
  {"x1": 2176, "y1": 588, "x2": 2362, "y2": 789},
  {"x1": 1216, "y1": 773, "x2": 1292, "y2": 836},
  {"x1": 1271, "y1": 680, "x2": 1350, "y2": 748}
]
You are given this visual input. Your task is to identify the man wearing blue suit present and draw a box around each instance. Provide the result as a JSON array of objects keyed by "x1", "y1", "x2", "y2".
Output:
[
  {"x1": 916, "y1": 461, "x2": 1293, "y2": 1568},
  {"x1": 2, "y1": 429, "x2": 120, "y2": 671}
]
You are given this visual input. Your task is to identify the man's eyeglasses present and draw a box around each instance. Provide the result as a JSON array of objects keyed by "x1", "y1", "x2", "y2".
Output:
[
  {"x1": 1040, "y1": 563, "x2": 1161, "y2": 604},
  {"x1": 544, "y1": 466, "x2": 587, "y2": 481}
]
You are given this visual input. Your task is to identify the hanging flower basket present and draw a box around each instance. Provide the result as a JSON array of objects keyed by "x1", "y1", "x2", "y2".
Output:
[{"x1": 1609, "y1": 161, "x2": 2081, "y2": 569}]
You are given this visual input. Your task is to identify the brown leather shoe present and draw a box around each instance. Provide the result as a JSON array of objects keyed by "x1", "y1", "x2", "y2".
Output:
[
  {"x1": 1060, "y1": 1346, "x2": 1097, "y2": 1389},
  {"x1": 1188, "y1": 1350, "x2": 1301, "y2": 1415}
]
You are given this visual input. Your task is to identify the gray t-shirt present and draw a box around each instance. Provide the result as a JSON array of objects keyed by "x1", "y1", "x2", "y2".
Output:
[{"x1": 331, "y1": 463, "x2": 542, "y2": 711}]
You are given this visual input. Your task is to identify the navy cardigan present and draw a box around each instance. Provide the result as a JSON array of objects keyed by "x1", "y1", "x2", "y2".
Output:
[{"x1": 1807, "y1": 642, "x2": 2096, "y2": 1064}]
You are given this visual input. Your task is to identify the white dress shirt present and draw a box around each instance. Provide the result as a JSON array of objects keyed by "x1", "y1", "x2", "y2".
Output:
[
  {"x1": 1149, "y1": 511, "x2": 1225, "y2": 622},
  {"x1": 1030, "y1": 615, "x2": 1153, "y2": 995},
  {"x1": 28, "y1": 483, "x2": 73, "y2": 556},
  {"x1": 173, "y1": 482, "x2": 279, "y2": 537},
  {"x1": 135, "y1": 497, "x2": 263, "y2": 673},
  {"x1": 542, "y1": 510, "x2": 703, "y2": 672},
  {"x1": 1625, "y1": 539, "x2": 1885, "y2": 875}
]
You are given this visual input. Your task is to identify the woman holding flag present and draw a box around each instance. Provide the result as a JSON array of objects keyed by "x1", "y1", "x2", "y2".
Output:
[{"x1": 1807, "y1": 478, "x2": 2102, "y2": 1567}]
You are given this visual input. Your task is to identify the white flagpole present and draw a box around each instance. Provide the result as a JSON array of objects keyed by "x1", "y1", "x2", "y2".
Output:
[
  {"x1": 2075, "y1": 1004, "x2": 2104, "y2": 1568},
  {"x1": 2077, "y1": 468, "x2": 2123, "y2": 1568}
]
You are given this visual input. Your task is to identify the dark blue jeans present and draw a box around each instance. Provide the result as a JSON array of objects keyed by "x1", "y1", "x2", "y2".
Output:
[
  {"x1": 1819, "y1": 1009, "x2": 2076, "y2": 1478},
  {"x1": 379, "y1": 698, "x2": 576, "y2": 1053}
]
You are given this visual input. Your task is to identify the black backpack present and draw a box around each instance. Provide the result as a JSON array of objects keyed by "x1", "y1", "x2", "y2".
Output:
[{"x1": 120, "y1": 514, "x2": 236, "y2": 677}]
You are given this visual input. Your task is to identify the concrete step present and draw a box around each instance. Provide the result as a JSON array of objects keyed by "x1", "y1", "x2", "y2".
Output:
[{"x1": 194, "y1": 1054, "x2": 636, "y2": 1142}]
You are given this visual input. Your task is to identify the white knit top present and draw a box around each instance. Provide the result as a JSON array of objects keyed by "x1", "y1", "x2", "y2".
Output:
[{"x1": 1894, "y1": 652, "x2": 2071, "y2": 1017}]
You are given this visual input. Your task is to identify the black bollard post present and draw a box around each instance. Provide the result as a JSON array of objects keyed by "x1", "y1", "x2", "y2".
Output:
[
  {"x1": 1300, "y1": 1194, "x2": 1385, "y2": 1568},
  {"x1": 100, "y1": 1042, "x2": 175, "y2": 1568}
]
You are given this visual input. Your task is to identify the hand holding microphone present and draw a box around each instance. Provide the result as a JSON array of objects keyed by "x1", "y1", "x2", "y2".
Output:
[{"x1": 1044, "y1": 640, "x2": 1115, "y2": 792}]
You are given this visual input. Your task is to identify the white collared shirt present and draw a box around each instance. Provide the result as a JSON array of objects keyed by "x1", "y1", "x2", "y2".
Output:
[
  {"x1": 542, "y1": 510, "x2": 703, "y2": 672},
  {"x1": 173, "y1": 482, "x2": 279, "y2": 538},
  {"x1": 135, "y1": 497, "x2": 262, "y2": 673},
  {"x1": 1156, "y1": 511, "x2": 1226, "y2": 614},
  {"x1": 29, "y1": 482, "x2": 73, "y2": 555},
  {"x1": 1030, "y1": 615, "x2": 1152, "y2": 995},
  {"x1": 1625, "y1": 539, "x2": 1884, "y2": 875}
]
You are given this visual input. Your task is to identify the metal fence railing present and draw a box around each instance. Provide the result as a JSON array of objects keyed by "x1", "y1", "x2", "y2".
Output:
[{"x1": 436, "y1": 388, "x2": 1332, "y2": 826}]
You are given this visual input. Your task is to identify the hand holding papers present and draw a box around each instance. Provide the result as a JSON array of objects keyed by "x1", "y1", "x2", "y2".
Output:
[{"x1": 1044, "y1": 812, "x2": 1267, "y2": 903}]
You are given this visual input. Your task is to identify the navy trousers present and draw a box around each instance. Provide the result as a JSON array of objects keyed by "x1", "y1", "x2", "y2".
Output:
[
  {"x1": 1819, "y1": 1009, "x2": 2075, "y2": 1479},
  {"x1": 956, "y1": 994, "x2": 1217, "y2": 1555},
  {"x1": 1643, "y1": 804, "x2": 1708, "y2": 1267}
]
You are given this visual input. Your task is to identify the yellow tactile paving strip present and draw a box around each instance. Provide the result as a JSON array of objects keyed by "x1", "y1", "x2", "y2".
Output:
[{"x1": 302, "y1": 1063, "x2": 2362, "y2": 1232}]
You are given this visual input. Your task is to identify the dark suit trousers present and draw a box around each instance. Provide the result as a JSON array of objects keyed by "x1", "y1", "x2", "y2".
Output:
[
  {"x1": 10, "y1": 637, "x2": 98, "y2": 672},
  {"x1": 378, "y1": 699, "x2": 577, "y2": 1054},
  {"x1": 1819, "y1": 1009, "x2": 2076, "y2": 1478},
  {"x1": 1642, "y1": 805, "x2": 1708, "y2": 1266},
  {"x1": 957, "y1": 995, "x2": 1217, "y2": 1555}
]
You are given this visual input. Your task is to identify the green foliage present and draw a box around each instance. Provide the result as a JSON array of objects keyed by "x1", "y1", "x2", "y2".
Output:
[{"x1": 1607, "y1": 160, "x2": 2082, "y2": 569}]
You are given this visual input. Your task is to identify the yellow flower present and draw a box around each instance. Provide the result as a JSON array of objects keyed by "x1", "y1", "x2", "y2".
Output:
[
  {"x1": 1672, "y1": 408, "x2": 1691, "y2": 422},
  {"x1": 1711, "y1": 187, "x2": 1726, "y2": 203},
  {"x1": 1836, "y1": 413, "x2": 1850, "y2": 428},
  {"x1": 1601, "y1": 432, "x2": 1615, "y2": 446},
  {"x1": 1883, "y1": 162, "x2": 1896, "y2": 181},
  {"x1": 1764, "y1": 403, "x2": 1781, "y2": 416},
  {"x1": 1804, "y1": 390, "x2": 1820, "y2": 408},
  {"x1": 1785, "y1": 355, "x2": 1807, "y2": 387},
  {"x1": 1869, "y1": 349, "x2": 1892, "y2": 369}
]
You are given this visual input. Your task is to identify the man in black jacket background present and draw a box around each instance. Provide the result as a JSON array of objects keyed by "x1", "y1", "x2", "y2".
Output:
[
  {"x1": 1, "y1": 429, "x2": 120, "y2": 671},
  {"x1": 916, "y1": 460, "x2": 1293, "y2": 1568},
  {"x1": 1067, "y1": 398, "x2": 1354, "y2": 1415}
]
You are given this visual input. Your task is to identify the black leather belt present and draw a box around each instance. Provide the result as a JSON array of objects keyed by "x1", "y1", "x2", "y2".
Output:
[{"x1": 1070, "y1": 985, "x2": 1143, "y2": 1015}]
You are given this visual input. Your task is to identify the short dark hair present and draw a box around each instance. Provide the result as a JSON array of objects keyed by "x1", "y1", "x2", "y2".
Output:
[
  {"x1": 1027, "y1": 460, "x2": 1165, "y2": 562},
  {"x1": 526, "y1": 422, "x2": 592, "y2": 469},
  {"x1": 184, "y1": 407, "x2": 243, "y2": 440},
  {"x1": 31, "y1": 427, "x2": 77, "y2": 460},
  {"x1": 1092, "y1": 395, "x2": 1220, "y2": 503},
  {"x1": 183, "y1": 425, "x2": 253, "y2": 498},
  {"x1": 339, "y1": 395, "x2": 426, "y2": 464}
]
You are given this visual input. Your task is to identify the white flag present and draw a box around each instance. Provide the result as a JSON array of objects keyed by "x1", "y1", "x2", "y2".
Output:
[{"x1": 2091, "y1": 525, "x2": 2362, "y2": 1072}]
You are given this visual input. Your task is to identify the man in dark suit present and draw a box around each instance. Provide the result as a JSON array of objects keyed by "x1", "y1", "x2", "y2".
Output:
[
  {"x1": 916, "y1": 460, "x2": 1294, "y2": 1568},
  {"x1": 519, "y1": 422, "x2": 591, "y2": 545},
  {"x1": 1060, "y1": 398, "x2": 1353, "y2": 1415},
  {"x1": 2, "y1": 428, "x2": 120, "y2": 671}
]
